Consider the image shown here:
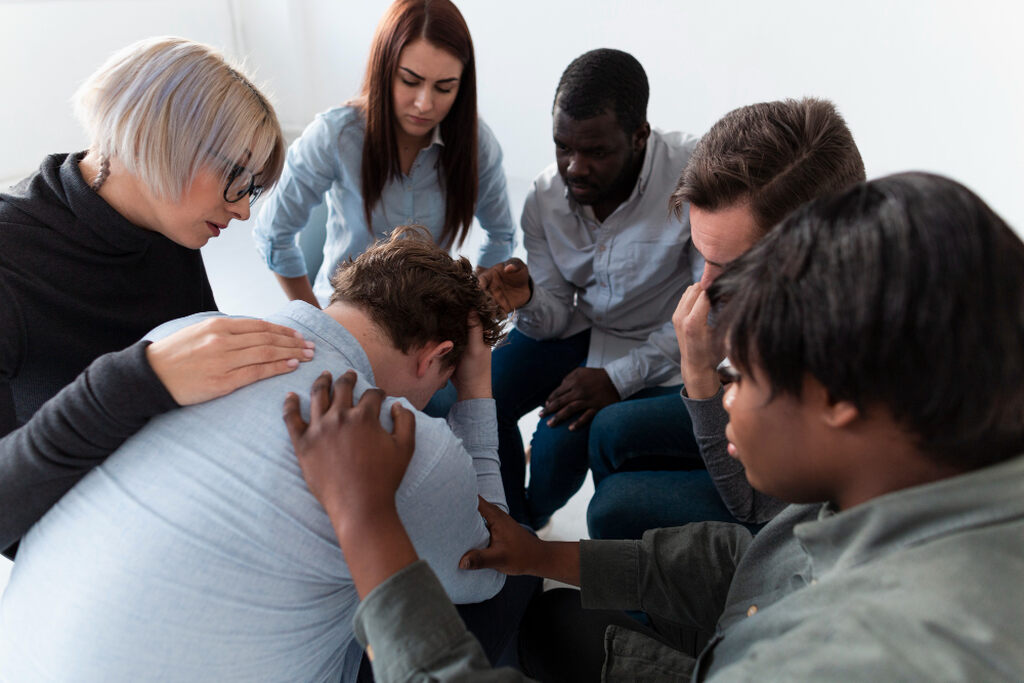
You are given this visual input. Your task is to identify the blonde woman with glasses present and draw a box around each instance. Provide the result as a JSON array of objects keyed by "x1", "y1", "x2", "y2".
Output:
[{"x1": 0, "y1": 37, "x2": 315, "y2": 557}]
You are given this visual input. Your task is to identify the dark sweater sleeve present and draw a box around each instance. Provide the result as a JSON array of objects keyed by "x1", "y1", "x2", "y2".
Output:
[
  {"x1": 682, "y1": 387, "x2": 787, "y2": 524},
  {"x1": 0, "y1": 341, "x2": 178, "y2": 552}
]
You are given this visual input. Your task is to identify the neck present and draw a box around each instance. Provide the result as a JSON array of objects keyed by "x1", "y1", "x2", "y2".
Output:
[
  {"x1": 394, "y1": 126, "x2": 432, "y2": 175},
  {"x1": 78, "y1": 151, "x2": 155, "y2": 230},
  {"x1": 832, "y1": 419, "x2": 965, "y2": 511},
  {"x1": 324, "y1": 302, "x2": 409, "y2": 392}
]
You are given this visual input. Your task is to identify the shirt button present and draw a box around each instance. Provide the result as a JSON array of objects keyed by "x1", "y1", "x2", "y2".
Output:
[
  {"x1": 597, "y1": 245, "x2": 606, "y2": 252},
  {"x1": 746, "y1": 605, "x2": 758, "y2": 617},
  {"x1": 810, "y1": 579, "x2": 818, "y2": 585}
]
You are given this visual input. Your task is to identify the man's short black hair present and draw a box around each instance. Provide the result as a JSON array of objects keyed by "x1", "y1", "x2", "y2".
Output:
[
  {"x1": 553, "y1": 48, "x2": 648, "y2": 133},
  {"x1": 710, "y1": 172, "x2": 1024, "y2": 470}
]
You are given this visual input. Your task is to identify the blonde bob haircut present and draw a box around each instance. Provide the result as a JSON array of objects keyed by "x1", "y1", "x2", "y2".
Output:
[{"x1": 73, "y1": 36, "x2": 285, "y2": 201}]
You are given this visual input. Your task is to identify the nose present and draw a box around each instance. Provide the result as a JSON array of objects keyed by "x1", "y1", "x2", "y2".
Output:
[
  {"x1": 415, "y1": 85, "x2": 433, "y2": 113},
  {"x1": 229, "y1": 198, "x2": 251, "y2": 222},
  {"x1": 723, "y1": 382, "x2": 737, "y2": 414},
  {"x1": 566, "y1": 153, "x2": 587, "y2": 179}
]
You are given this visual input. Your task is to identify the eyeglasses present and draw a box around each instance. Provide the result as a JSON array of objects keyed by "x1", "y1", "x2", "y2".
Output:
[{"x1": 224, "y1": 163, "x2": 264, "y2": 205}]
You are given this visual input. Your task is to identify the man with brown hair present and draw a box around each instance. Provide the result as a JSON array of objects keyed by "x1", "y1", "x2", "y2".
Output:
[
  {"x1": 0, "y1": 227, "x2": 515, "y2": 682},
  {"x1": 587, "y1": 98, "x2": 866, "y2": 539}
]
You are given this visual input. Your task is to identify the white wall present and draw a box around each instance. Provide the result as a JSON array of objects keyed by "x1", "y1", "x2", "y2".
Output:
[{"x1": 3, "y1": 0, "x2": 1023, "y2": 231}]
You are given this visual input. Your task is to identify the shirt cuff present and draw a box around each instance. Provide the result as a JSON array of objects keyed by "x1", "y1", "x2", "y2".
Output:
[
  {"x1": 353, "y1": 561, "x2": 469, "y2": 679},
  {"x1": 579, "y1": 538, "x2": 643, "y2": 612}
]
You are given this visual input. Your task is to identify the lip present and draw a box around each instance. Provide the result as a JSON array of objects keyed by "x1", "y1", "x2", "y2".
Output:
[
  {"x1": 407, "y1": 114, "x2": 433, "y2": 126},
  {"x1": 724, "y1": 426, "x2": 739, "y2": 460},
  {"x1": 206, "y1": 221, "x2": 226, "y2": 237}
]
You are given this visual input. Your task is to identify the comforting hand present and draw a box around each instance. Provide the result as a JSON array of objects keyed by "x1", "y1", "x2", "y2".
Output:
[
  {"x1": 450, "y1": 314, "x2": 492, "y2": 401},
  {"x1": 147, "y1": 317, "x2": 315, "y2": 405},
  {"x1": 477, "y1": 258, "x2": 532, "y2": 315},
  {"x1": 541, "y1": 367, "x2": 620, "y2": 431},
  {"x1": 282, "y1": 371, "x2": 416, "y2": 525},
  {"x1": 459, "y1": 498, "x2": 547, "y2": 576},
  {"x1": 672, "y1": 284, "x2": 723, "y2": 399}
]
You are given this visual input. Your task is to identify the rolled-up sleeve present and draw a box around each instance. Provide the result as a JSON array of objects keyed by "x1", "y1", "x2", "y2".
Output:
[
  {"x1": 473, "y1": 119, "x2": 516, "y2": 268},
  {"x1": 253, "y1": 114, "x2": 340, "y2": 278}
]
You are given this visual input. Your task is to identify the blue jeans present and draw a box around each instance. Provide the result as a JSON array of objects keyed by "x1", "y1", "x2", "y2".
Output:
[
  {"x1": 492, "y1": 328, "x2": 592, "y2": 525},
  {"x1": 586, "y1": 392, "x2": 760, "y2": 539}
]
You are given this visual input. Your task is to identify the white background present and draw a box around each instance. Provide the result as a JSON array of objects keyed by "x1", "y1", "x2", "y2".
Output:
[{"x1": 2, "y1": 0, "x2": 1023, "y2": 590}]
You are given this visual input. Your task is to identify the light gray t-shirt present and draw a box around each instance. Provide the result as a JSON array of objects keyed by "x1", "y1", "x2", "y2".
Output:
[{"x1": 0, "y1": 301, "x2": 506, "y2": 682}]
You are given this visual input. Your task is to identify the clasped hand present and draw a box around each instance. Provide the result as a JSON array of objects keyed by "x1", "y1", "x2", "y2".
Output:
[{"x1": 541, "y1": 367, "x2": 620, "y2": 431}]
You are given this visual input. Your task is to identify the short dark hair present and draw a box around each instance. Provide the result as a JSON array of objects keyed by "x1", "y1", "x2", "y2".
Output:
[
  {"x1": 710, "y1": 172, "x2": 1024, "y2": 469},
  {"x1": 552, "y1": 48, "x2": 648, "y2": 133},
  {"x1": 673, "y1": 98, "x2": 866, "y2": 232},
  {"x1": 329, "y1": 226, "x2": 503, "y2": 368}
]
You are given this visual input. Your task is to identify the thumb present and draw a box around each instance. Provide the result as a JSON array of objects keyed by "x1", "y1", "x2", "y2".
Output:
[
  {"x1": 460, "y1": 546, "x2": 503, "y2": 572},
  {"x1": 390, "y1": 402, "x2": 416, "y2": 462}
]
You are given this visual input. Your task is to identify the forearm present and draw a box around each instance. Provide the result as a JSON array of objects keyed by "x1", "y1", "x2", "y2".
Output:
[
  {"x1": 334, "y1": 506, "x2": 419, "y2": 600},
  {"x1": 448, "y1": 399, "x2": 506, "y2": 511},
  {"x1": 354, "y1": 560, "x2": 535, "y2": 682},
  {"x1": 0, "y1": 342, "x2": 177, "y2": 549},
  {"x1": 274, "y1": 273, "x2": 320, "y2": 308},
  {"x1": 581, "y1": 523, "x2": 751, "y2": 633},
  {"x1": 513, "y1": 283, "x2": 574, "y2": 340}
]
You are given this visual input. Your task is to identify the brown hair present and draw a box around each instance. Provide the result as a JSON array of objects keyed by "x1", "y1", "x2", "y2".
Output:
[
  {"x1": 329, "y1": 225, "x2": 503, "y2": 368},
  {"x1": 672, "y1": 98, "x2": 865, "y2": 233},
  {"x1": 355, "y1": 0, "x2": 478, "y2": 249}
]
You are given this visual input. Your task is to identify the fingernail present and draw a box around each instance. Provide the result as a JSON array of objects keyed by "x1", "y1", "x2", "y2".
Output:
[
  {"x1": 546, "y1": 419, "x2": 554, "y2": 427},
  {"x1": 304, "y1": 340, "x2": 315, "y2": 349},
  {"x1": 303, "y1": 349, "x2": 314, "y2": 358},
  {"x1": 459, "y1": 558, "x2": 470, "y2": 570},
  {"x1": 286, "y1": 358, "x2": 299, "y2": 368}
]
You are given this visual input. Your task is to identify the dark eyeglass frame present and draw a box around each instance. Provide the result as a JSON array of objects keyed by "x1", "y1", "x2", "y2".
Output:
[{"x1": 224, "y1": 164, "x2": 264, "y2": 205}]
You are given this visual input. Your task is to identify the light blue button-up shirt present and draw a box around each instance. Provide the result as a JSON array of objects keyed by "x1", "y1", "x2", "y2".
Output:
[
  {"x1": 0, "y1": 301, "x2": 506, "y2": 683},
  {"x1": 515, "y1": 129, "x2": 704, "y2": 399},
  {"x1": 253, "y1": 106, "x2": 516, "y2": 303}
]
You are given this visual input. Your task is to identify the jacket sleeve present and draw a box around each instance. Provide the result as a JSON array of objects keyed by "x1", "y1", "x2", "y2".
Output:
[
  {"x1": 580, "y1": 522, "x2": 753, "y2": 635},
  {"x1": 354, "y1": 561, "x2": 535, "y2": 682},
  {"x1": 0, "y1": 342, "x2": 178, "y2": 551},
  {"x1": 473, "y1": 119, "x2": 516, "y2": 268}
]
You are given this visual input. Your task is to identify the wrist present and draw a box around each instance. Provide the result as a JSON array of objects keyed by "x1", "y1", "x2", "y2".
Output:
[
  {"x1": 330, "y1": 499, "x2": 399, "y2": 546},
  {"x1": 681, "y1": 365, "x2": 721, "y2": 400}
]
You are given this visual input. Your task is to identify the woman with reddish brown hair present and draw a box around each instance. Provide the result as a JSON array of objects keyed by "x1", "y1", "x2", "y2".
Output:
[{"x1": 253, "y1": 0, "x2": 515, "y2": 308}]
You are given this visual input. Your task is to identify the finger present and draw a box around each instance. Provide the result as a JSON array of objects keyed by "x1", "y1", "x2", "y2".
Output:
[
  {"x1": 679, "y1": 283, "x2": 702, "y2": 315},
  {"x1": 218, "y1": 344, "x2": 315, "y2": 371},
  {"x1": 354, "y1": 386, "x2": 386, "y2": 422},
  {"x1": 329, "y1": 371, "x2": 358, "y2": 415},
  {"x1": 568, "y1": 408, "x2": 597, "y2": 431},
  {"x1": 547, "y1": 400, "x2": 585, "y2": 427},
  {"x1": 686, "y1": 289, "x2": 713, "y2": 334},
  {"x1": 390, "y1": 402, "x2": 416, "y2": 462},
  {"x1": 459, "y1": 546, "x2": 506, "y2": 571},
  {"x1": 220, "y1": 331, "x2": 316, "y2": 355},
  {"x1": 503, "y1": 258, "x2": 526, "y2": 272},
  {"x1": 477, "y1": 496, "x2": 503, "y2": 525},
  {"x1": 309, "y1": 371, "x2": 333, "y2": 423},
  {"x1": 204, "y1": 317, "x2": 308, "y2": 340},
  {"x1": 281, "y1": 391, "x2": 308, "y2": 451}
]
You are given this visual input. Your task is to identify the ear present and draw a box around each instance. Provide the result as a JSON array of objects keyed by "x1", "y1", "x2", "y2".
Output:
[
  {"x1": 805, "y1": 375, "x2": 859, "y2": 429},
  {"x1": 633, "y1": 122, "x2": 651, "y2": 152},
  {"x1": 415, "y1": 340, "x2": 454, "y2": 378}
]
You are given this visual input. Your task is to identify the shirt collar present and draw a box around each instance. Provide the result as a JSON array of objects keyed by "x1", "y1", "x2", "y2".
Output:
[
  {"x1": 430, "y1": 125, "x2": 444, "y2": 148},
  {"x1": 275, "y1": 300, "x2": 375, "y2": 385},
  {"x1": 794, "y1": 452, "x2": 1024, "y2": 580}
]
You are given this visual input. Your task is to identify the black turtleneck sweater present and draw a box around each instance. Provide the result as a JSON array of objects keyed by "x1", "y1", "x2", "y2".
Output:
[{"x1": 0, "y1": 152, "x2": 216, "y2": 437}]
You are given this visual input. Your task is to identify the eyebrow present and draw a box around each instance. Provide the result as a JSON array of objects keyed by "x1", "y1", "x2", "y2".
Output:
[{"x1": 399, "y1": 66, "x2": 460, "y2": 84}]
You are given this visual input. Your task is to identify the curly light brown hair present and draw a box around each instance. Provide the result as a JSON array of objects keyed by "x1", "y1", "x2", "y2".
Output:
[{"x1": 329, "y1": 225, "x2": 503, "y2": 368}]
